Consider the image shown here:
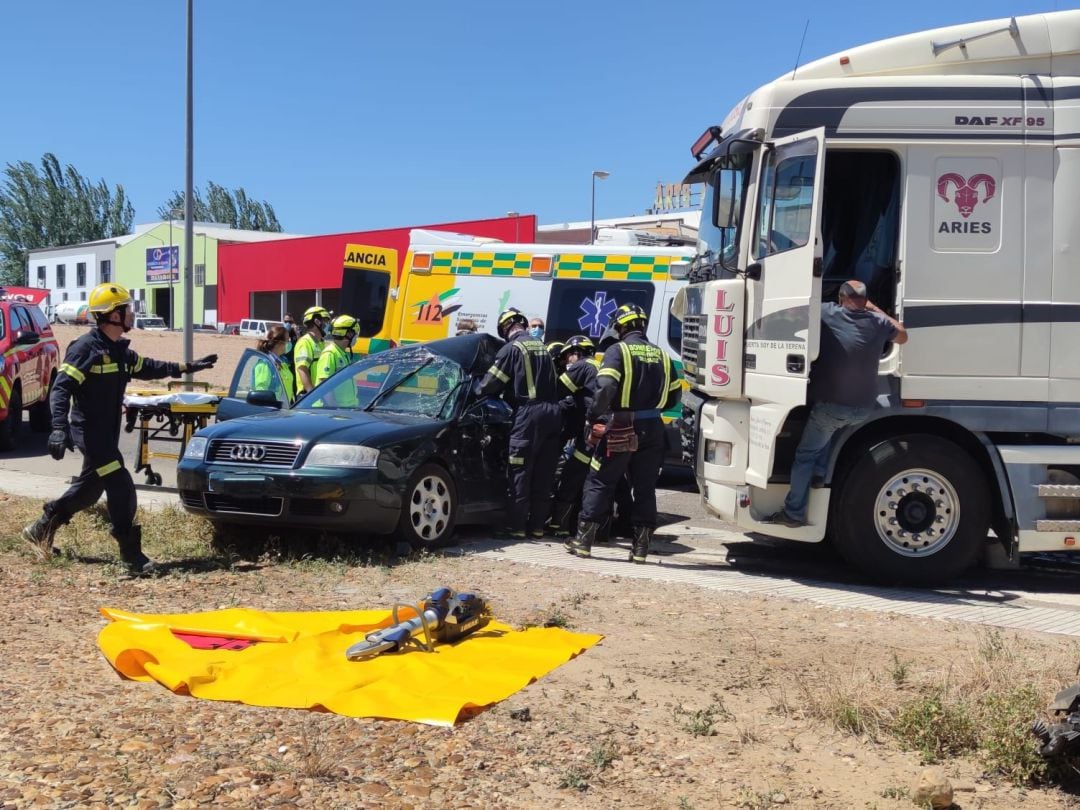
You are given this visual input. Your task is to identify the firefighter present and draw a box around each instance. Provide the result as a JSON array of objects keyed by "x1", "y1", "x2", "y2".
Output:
[
  {"x1": 313, "y1": 314, "x2": 359, "y2": 407},
  {"x1": 476, "y1": 307, "x2": 563, "y2": 539},
  {"x1": 547, "y1": 336, "x2": 599, "y2": 536},
  {"x1": 568, "y1": 303, "x2": 681, "y2": 563},
  {"x1": 21, "y1": 283, "x2": 217, "y2": 574},
  {"x1": 294, "y1": 305, "x2": 330, "y2": 397}
]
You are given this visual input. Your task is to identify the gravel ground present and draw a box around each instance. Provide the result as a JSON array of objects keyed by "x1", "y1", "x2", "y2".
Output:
[{"x1": 1, "y1": 493, "x2": 1079, "y2": 809}]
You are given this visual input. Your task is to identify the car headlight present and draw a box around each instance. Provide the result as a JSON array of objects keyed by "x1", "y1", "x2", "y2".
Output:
[
  {"x1": 304, "y1": 443, "x2": 379, "y2": 468},
  {"x1": 183, "y1": 436, "x2": 208, "y2": 460}
]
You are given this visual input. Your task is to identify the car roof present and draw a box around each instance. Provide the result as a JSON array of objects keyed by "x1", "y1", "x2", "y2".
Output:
[{"x1": 414, "y1": 333, "x2": 504, "y2": 376}]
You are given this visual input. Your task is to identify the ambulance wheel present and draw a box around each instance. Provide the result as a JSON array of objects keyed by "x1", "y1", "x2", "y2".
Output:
[
  {"x1": 397, "y1": 463, "x2": 457, "y2": 550},
  {"x1": 832, "y1": 434, "x2": 988, "y2": 586},
  {"x1": 0, "y1": 387, "x2": 22, "y2": 451},
  {"x1": 29, "y1": 372, "x2": 55, "y2": 432}
]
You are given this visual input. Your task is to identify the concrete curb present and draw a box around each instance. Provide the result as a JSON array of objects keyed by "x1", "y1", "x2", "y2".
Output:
[{"x1": 0, "y1": 469, "x2": 180, "y2": 512}]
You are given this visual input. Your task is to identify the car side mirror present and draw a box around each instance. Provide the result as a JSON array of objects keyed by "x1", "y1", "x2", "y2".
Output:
[
  {"x1": 15, "y1": 330, "x2": 39, "y2": 346},
  {"x1": 246, "y1": 389, "x2": 282, "y2": 409}
]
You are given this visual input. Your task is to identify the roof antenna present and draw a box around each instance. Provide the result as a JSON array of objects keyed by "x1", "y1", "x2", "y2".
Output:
[{"x1": 791, "y1": 19, "x2": 810, "y2": 79}]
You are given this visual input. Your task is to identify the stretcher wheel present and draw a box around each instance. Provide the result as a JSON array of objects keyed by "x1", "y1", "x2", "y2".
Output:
[{"x1": 147, "y1": 472, "x2": 163, "y2": 486}]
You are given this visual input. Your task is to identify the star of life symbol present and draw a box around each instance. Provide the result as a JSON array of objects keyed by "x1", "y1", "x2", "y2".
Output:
[{"x1": 578, "y1": 292, "x2": 618, "y2": 338}]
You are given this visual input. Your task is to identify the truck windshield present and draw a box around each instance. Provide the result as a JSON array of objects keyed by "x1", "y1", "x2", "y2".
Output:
[{"x1": 698, "y1": 155, "x2": 750, "y2": 276}]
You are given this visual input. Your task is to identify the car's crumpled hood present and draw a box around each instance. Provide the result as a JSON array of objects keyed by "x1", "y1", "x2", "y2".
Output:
[{"x1": 198, "y1": 408, "x2": 446, "y2": 446}]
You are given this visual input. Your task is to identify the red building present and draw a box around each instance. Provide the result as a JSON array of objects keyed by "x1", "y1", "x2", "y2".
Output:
[{"x1": 217, "y1": 215, "x2": 537, "y2": 324}]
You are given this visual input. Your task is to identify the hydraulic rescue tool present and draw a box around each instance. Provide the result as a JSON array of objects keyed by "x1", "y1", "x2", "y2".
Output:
[{"x1": 345, "y1": 587, "x2": 490, "y2": 661}]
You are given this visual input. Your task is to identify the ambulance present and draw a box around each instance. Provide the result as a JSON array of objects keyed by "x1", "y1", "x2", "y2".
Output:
[
  {"x1": 394, "y1": 229, "x2": 694, "y2": 453},
  {"x1": 338, "y1": 243, "x2": 398, "y2": 355}
]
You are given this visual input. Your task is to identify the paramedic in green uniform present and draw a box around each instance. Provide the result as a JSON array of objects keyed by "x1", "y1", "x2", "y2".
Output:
[
  {"x1": 294, "y1": 306, "x2": 330, "y2": 397},
  {"x1": 253, "y1": 325, "x2": 295, "y2": 404},
  {"x1": 314, "y1": 314, "x2": 359, "y2": 407}
]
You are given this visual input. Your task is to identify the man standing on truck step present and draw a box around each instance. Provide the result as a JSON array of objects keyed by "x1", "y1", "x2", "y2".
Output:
[
  {"x1": 21, "y1": 283, "x2": 217, "y2": 574},
  {"x1": 569, "y1": 304, "x2": 681, "y2": 563},
  {"x1": 294, "y1": 306, "x2": 330, "y2": 398},
  {"x1": 763, "y1": 280, "x2": 907, "y2": 528},
  {"x1": 547, "y1": 336, "x2": 600, "y2": 537},
  {"x1": 476, "y1": 307, "x2": 563, "y2": 539}
]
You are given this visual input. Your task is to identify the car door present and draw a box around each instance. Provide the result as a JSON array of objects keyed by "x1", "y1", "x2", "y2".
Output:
[
  {"x1": 742, "y1": 127, "x2": 825, "y2": 488},
  {"x1": 452, "y1": 395, "x2": 512, "y2": 516},
  {"x1": 216, "y1": 348, "x2": 289, "y2": 422}
]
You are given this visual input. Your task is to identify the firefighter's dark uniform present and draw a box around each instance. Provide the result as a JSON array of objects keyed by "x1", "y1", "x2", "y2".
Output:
[
  {"x1": 578, "y1": 330, "x2": 681, "y2": 558},
  {"x1": 44, "y1": 328, "x2": 186, "y2": 551},
  {"x1": 477, "y1": 333, "x2": 563, "y2": 536},
  {"x1": 548, "y1": 356, "x2": 601, "y2": 533}
]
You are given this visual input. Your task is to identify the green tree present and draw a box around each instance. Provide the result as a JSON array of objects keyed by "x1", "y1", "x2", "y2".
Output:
[
  {"x1": 0, "y1": 153, "x2": 134, "y2": 285},
  {"x1": 158, "y1": 182, "x2": 282, "y2": 232}
]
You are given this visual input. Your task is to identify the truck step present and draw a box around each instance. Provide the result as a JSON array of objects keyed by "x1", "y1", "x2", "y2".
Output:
[
  {"x1": 1035, "y1": 520, "x2": 1080, "y2": 532},
  {"x1": 1038, "y1": 485, "x2": 1080, "y2": 498}
]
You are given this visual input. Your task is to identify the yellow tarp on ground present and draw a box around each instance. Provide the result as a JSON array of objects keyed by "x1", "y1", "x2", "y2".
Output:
[{"x1": 97, "y1": 606, "x2": 602, "y2": 726}]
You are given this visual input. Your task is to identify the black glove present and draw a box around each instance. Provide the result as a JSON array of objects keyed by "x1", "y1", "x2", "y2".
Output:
[
  {"x1": 48, "y1": 429, "x2": 72, "y2": 461},
  {"x1": 187, "y1": 354, "x2": 218, "y2": 373}
]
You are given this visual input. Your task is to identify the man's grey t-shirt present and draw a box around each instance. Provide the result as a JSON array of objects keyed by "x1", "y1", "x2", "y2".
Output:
[{"x1": 808, "y1": 302, "x2": 896, "y2": 407}]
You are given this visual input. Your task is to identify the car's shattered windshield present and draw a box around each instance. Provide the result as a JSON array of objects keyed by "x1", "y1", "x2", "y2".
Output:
[{"x1": 301, "y1": 347, "x2": 465, "y2": 419}]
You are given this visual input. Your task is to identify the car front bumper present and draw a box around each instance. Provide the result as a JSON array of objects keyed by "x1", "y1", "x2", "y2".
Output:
[{"x1": 176, "y1": 462, "x2": 401, "y2": 534}]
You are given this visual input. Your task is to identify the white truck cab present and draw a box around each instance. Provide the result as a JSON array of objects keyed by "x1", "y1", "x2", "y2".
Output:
[{"x1": 678, "y1": 11, "x2": 1080, "y2": 585}]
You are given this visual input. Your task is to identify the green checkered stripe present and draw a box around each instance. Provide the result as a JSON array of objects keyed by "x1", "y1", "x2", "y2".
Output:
[{"x1": 430, "y1": 251, "x2": 689, "y2": 280}]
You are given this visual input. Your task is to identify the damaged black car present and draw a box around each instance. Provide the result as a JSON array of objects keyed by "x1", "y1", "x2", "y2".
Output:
[{"x1": 176, "y1": 335, "x2": 512, "y2": 548}]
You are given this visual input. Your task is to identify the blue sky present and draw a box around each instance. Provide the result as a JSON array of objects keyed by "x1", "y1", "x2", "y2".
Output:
[{"x1": 0, "y1": 1, "x2": 1060, "y2": 235}]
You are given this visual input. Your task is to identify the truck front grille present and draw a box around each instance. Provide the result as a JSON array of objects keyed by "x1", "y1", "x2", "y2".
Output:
[{"x1": 680, "y1": 314, "x2": 706, "y2": 386}]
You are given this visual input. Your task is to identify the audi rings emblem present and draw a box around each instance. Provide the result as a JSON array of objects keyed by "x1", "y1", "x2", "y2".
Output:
[{"x1": 229, "y1": 444, "x2": 267, "y2": 462}]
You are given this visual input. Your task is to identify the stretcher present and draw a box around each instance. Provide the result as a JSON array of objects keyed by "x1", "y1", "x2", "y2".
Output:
[{"x1": 123, "y1": 383, "x2": 220, "y2": 486}]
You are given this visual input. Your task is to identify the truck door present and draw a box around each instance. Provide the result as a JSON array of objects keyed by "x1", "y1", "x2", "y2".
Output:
[{"x1": 743, "y1": 128, "x2": 825, "y2": 487}]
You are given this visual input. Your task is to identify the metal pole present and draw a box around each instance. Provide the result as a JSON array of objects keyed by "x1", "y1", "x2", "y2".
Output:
[
  {"x1": 590, "y1": 176, "x2": 596, "y2": 245},
  {"x1": 183, "y1": 0, "x2": 194, "y2": 388},
  {"x1": 168, "y1": 215, "x2": 173, "y2": 324}
]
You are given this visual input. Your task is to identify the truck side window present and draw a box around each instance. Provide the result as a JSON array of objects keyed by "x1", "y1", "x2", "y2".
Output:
[{"x1": 754, "y1": 144, "x2": 818, "y2": 259}]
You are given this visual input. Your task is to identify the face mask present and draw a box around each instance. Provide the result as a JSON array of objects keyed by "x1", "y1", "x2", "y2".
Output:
[
  {"x1": 528, "y1": 327, "x2": 544, "y2": 339},
  {"x1": 284, "y1": 341, "x2": 293, "y2": 353}
]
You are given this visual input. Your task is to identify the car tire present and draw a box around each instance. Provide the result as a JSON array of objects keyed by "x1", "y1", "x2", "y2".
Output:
[
  {"x1": 831, "y1": 433, "x2": 989, "y2": 587},
  {"x1": 0, "y1": 387, "x2": 23, "y2": 451},
  {"x1": 29, "y1": 372, "x2": 56, "y2": 433},
  {"x1": 397, "y1": 462, "x2": 458, "y2": 549}
]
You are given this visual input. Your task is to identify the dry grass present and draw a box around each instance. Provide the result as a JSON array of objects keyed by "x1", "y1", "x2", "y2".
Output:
[{"x1": 794, "y1": 631, "x2": 1080, "y2": 785}]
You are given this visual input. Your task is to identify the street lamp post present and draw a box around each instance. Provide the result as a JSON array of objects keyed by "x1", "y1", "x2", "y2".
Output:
[
  {"x1": 506, "y1": 211, "x2": 520, "y2": 242},
  {"x1": 590, "y1": 170, "x2": 610, "y2": 245},
  {"x1": 167, "y1": 207, "x2": 183, "y2": 328}
]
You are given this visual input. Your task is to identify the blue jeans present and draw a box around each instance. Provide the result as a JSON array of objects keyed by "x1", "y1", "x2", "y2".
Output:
[{"x1": 783, "y1": 402, "x2": 872, "y2": 522}]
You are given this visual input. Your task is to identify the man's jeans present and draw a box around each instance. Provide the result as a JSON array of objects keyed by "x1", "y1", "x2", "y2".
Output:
[{"x1": 783, "y1": 402, "x2": 872, "y2": 522}]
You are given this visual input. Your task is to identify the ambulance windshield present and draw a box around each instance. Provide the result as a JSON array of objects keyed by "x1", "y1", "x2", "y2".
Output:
[
  {"x1": 698, "y1": 154, "x2": 750, "y2": 277},
  {"x1": 340, "y1": 269, "x2": 391, "y2": 337}
]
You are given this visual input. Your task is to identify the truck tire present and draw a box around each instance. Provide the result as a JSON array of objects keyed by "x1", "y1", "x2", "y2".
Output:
[
  {"x1": 831, "y1": 433, "x2": 988, "y2": 586},
  {"x1": 29, "y1": 371, "x2": 56, "y2": 433},
  {"x1": 0, "y1": 387, "x2": 22, "y2": 451}
]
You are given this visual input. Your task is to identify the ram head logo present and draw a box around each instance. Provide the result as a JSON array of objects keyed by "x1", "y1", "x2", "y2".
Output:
[{"x1": 937, "y1": 172, "x2": 996, "y2": 219}]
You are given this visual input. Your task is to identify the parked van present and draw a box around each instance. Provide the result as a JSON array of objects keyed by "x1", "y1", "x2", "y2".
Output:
[
  {"x1": 239, "y1": 318, "x2": 281, "y2": 337},
  {"x1": 133, "y1": 315, "x2": 168, "y2": 331}
]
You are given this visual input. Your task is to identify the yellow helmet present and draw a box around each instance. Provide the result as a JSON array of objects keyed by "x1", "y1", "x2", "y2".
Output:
[
  {"x1": 303, "y1": 306, "x2": 331, "y2": 325},
  {"x1": 88, "y1": 283, "x2": 132, "y2": 314},
  {"x1": 329, "y1": 314, "x2": 358, "y2": 339}
]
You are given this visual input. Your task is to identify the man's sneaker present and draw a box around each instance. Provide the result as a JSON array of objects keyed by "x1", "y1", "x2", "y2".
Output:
[
  {"x1": 761, "y1": 510, "x2": 807, "y2": 528},
  {"x1": 21, "y1": 515, "x2": 61, "y2": 561}
]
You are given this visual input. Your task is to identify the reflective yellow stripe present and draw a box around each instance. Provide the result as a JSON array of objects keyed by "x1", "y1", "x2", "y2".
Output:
[
  {"x1": 515, "y1": 343, "x2": 535, "y2": 399},
  {"x1": 558, "y1": 372, "x2": 578, "y2": 393},
  {"x1": 508, "y1": 456, "x2": 525, "y2": 465},
  {"x1": 60, "y1": 363, "x2": 85, "y2": 384},
  {"x1": 590, "y1": 456, "x2": 602, "y2": 471},
  {"x1": 90, "y1": 363, "x2": 119, "y2": 374},
  {"x1": 96, "y1": 460, "x2": 121, "y2": 477},
  {"x1": 658, "y1": 354, "x2": 672, "y2": 408},
  {"x1": 573, "y1": 449, "x2": 591, "y2": 464},
  {"x1": 597, "y1": 368, "x2": 621, "y2": 381},
  {"x1": 0, "y1": 376, "x2": 10, "y2": 396},
  {"x1": 487, "y1": 365, "x2": 509, "y2": 384},
  {"x1": 587, "y1": 358, "x2": 601, "y2": 368},
  {"x1": 619, "y1": 343, "x2": 633, "y2": 409},
  {"x1": 133, "y1": 355, "x2": 145, "y2": 373}
]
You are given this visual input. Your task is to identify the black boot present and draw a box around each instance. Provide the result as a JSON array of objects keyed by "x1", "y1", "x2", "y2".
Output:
[
  {"x1": 22, "y1": 512, "x2": 63, "y2": 560},
  {"x1": 568, "y1": 520, "x2": 599, "y2": 558},
  {"x1": 115, "y1": 526, "x2": 157, "y2": 576},
  {"x1": 546, "y1": 501, "x2": 575, "y2": 538},
  {"x1": 630, "y1": 525, "x2": 653, "y2": 564}
]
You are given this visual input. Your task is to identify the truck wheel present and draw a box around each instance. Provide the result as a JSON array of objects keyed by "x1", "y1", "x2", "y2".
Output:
[
  {"x1": 0, "y1": 387, "x2": 22, "y2": 451},
  {"x1": 29, "y1": 372, "x2": 56, "y2": 432},
  {"x1": 831, "y1": 434, "x2": 988, "y2": 586},
  {"x1": 397, "y1": 463, "x2": 458, "y2": 550}
]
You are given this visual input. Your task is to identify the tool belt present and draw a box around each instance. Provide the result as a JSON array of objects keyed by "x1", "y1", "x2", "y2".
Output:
[{"x1": 606, "y1": 411, "x2": 638, "y2": 455}]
